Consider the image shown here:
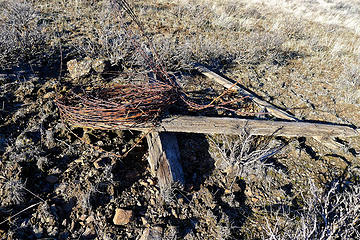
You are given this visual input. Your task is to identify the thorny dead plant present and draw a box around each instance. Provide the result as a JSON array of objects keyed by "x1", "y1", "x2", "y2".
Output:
[
  {"x1": 0, "y1": 0, "x2": 50, "y2": 68},
  {"x1": 0, "y1": 176, "x2": 47, "y2": 227},
  {"x1": 208, "y1": 130, "x2": 285, "y2": 178},
  {"x1": 56, "y1": 82, "x2": 179, "y2": 130},
  {"x1": 261, "y1": 178, "x2": 360, "y2": 240}
]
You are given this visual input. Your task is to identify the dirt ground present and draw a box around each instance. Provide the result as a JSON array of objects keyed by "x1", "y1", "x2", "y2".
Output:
[{"x1": 1, "y1": 0, "x2": 360, "y2": 239}]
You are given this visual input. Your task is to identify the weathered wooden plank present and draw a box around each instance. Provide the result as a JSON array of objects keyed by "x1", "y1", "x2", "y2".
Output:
[
  {"x1": 146, "y1": 132, "x2": 184, "y2": 189},
  {"x1": 137, "y1": 116, "x2": 359, "y2": 138},
  {"x1": 194, "y1": 64, "x2": 358, "y2": 150},
  {"x1": 194, "y1": 64, "x2": 298, "y2": 121}
]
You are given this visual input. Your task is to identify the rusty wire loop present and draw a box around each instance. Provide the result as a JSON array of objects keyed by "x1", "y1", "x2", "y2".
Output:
[{"x1": 56, "y1": 82, "x2": 179, "y2": 130}]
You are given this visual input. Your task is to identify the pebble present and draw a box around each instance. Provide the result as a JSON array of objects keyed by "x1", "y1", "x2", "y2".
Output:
[
  {"x1": 139, "y1": 180, "x2": 149, "y2": 187},
  {"x1": 67, "y1": 57, "x2": 92, "y2": 79},
  {"x1": 139, "y1": 227, "x2": 163, "y2": 240},
  {"x1": 113, "y1": 208, "x2": 133, "y2": 225},
  {"x1": 86, "y1": 215, "x2": 95, "y2": 224},
  {"x1": 147, "y1": 178, "x2": 155, "y2": 185},
  {"x1": 46, "y1": 175, "x2": 58, "y2": 184}
]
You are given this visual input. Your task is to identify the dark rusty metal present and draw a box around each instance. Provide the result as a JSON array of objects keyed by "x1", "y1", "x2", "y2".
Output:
[{"x1": 55, "y1": 82, "x2": 178, "y2": 130}]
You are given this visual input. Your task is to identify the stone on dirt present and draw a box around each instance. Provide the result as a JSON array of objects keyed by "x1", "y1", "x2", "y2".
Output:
[
  {"x1": 139, "y1": 227, "x2": 163, "y2": 240},
  {"x1": 113, "y1": 208, "x2": 133, "y2": 225},
  {"x1": 46, "y1": 175, "x2": 58, "y2": 184},
  {"x1": 67, "y1": 57, "x2": 92, "y2": 79}
]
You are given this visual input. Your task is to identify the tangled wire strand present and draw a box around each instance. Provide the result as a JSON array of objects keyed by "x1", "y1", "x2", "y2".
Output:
[{"x1": 56, "y1": 81, "x2": 179, "y2": 130}]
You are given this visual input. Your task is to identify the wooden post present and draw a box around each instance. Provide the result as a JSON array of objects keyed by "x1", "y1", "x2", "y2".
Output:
[{"x1": 146, "y1": 132, "x2": 185, "y2": 189}]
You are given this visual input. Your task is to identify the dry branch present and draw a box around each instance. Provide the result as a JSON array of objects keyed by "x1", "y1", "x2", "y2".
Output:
[{"x1": 194, "y1": 64, "x2": 298, "y2": 120}]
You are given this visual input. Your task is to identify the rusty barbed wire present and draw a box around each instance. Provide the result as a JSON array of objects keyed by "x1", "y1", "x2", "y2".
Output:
[{"x1": 56, "y1": 81, "x2": 179, "y2": 130}]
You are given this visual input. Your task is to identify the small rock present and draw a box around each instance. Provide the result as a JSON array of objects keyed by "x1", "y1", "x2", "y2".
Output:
[
  {"x1": 113, "y1": 208, "x2": 133, "y2": 225},
  {"x1": 46, "y1": 175, "x2": 58, "y2": 184},
  {"x1": 94, "y1": 157, "x2": 111, "y2": 169},
  {"x1": 139, "y1": 180, "x2": 149, "y2": 187},
  {"x1": 86, "y1": 215, "x2": 95, "y2": 224},
  {"x1": 67, "y1": 57, "x2": 92, "y2": 79},
  {"x1": 139, "y1": 227, "x2": 163, "y2": 240},
  {"x1": 147, "y1": 178, "x2": 155, "y2": 185},
  {"x1": 92, "y1": 58, "x2": 109, "y2": 73},
  {"x1": 43, "y1": 92, "x2": 54, "y2": 99}
]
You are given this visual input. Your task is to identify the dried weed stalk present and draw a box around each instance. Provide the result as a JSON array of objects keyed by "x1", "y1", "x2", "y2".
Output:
[
  {"x1": 0, "y1": 0, "x2": 49, "y2": 67},
  {"x1": 262, "y1": 179, "x2": 360, "y2": 240},
  {"x1": 208, "y1": 130, "x2": 284, "y2": 178}
]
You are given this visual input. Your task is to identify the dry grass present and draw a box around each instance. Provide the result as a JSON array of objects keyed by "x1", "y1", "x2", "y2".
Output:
[
  {"x1": 155, "y1": 0, "x2": 360, "y2": 123},
  {"x1": 260, "y1": 178, "x2": 360, "y2": 240},
  {"x1": 208, "y1": 132, "x2": 284, "y2": 177},
  {"x1": 0, "y1": 0, "x2": 51, "y2": 67}
]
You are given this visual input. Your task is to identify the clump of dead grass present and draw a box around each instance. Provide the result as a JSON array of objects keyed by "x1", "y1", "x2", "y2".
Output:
[
  {"x1": 260, "y1": 178, "x2": 360, "y2": 240},
  {"x1": 0, "y1": 178, "x2": 26, "y2": 206},
  {"x1": 208, "y1": 131, "x2": 284, "y2": 178},
  {"x1": 0, "y1": 0, "x2": 50, "y2": 67}
]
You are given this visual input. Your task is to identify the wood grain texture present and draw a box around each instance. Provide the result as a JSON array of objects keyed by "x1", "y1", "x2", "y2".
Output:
[
  {"x1": 146, "y1": 132, "x2": 184, "y2": 189},
  {"x1": 138, "y1": 116, "x2": 359, "y2": 138}
]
